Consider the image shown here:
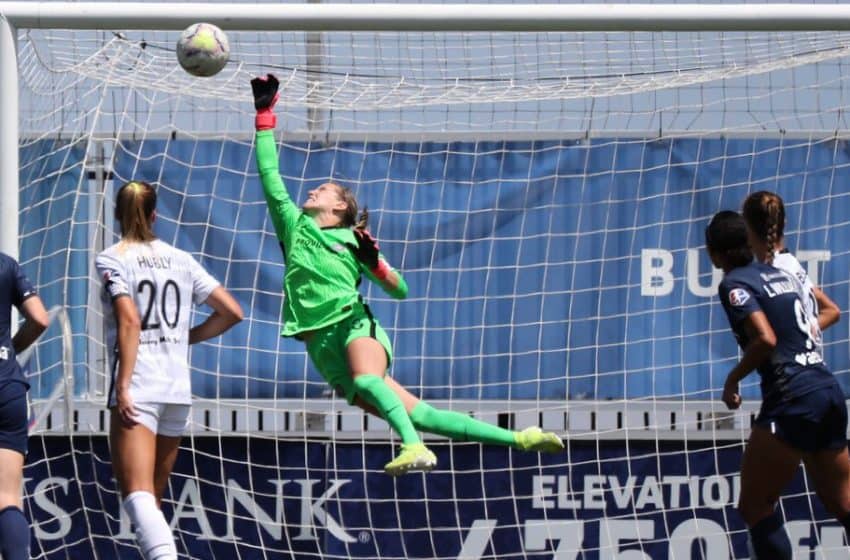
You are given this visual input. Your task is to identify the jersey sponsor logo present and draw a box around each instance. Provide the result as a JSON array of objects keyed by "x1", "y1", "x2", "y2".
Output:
[
  {"x1": 296, "y1": 236, "x2": 324, "y2": 251},
  {"x1": 139, "y1": 335, "x2": 182, "y2": 346},
  {"x1": 296, "y1": 235, "x2": 349, "y2": 256},
  {"x1": 0, "y1": 346, "x2": 8, "y2": 361},
  {"x1": 795, "y1": 350, "x2": 823, "y2": 366},
  {"x1": 728, "y1": 288, "x2": 750, "y2": 307}
]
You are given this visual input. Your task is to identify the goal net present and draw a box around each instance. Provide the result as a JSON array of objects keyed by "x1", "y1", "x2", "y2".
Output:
[{"x1": 11, "y1": 13, "x2": 850, "y2": 560}]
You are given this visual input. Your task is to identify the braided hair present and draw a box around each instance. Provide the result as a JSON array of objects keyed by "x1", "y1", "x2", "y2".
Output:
[{"x1": 742, "y1": 191, "x2": 785, "y2": 262}]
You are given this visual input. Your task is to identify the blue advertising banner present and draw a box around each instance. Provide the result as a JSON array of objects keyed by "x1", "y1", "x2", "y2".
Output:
[
  {"x1": 19, "y1": 137, "x2": 850, "y2": 403},
  {"x1": 25, "y1": 436, "x2": 843, "y2": 559}
]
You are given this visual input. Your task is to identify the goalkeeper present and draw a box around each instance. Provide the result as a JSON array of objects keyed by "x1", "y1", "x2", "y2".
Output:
[{"x1": 251, "y1": 74, "x2": 564, "y2": 476}]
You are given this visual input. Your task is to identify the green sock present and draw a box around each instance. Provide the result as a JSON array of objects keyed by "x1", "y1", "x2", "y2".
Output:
[
  {"x1": 409, "y1": 401, "x2": 516, "y2": 447},
  {"x1": 353, "y1": 374, "x2": 420, "y2": 445}
]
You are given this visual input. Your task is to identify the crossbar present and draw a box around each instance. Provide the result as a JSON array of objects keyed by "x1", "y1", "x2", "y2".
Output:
[{"x1": 2, "y1": 2, "x2": 850, "y2": 31}]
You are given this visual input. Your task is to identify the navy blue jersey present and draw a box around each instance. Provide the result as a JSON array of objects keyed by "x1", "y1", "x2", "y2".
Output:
[
  {"x1": 0, "y1": 253, "x2": 37, "y2": 387},
  {"x1": 719, "y1": 261, "x2": 834, "y2": 406}
]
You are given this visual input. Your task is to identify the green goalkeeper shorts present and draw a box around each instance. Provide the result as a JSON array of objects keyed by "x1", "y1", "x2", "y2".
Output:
[{"x1": 305, "y1": 304, "x2": 393, "y2": 404}]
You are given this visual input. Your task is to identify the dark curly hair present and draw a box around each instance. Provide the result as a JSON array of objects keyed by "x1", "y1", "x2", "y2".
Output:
[{"x1": 705, "y1": 210, "x2": 753, "y2": 269}]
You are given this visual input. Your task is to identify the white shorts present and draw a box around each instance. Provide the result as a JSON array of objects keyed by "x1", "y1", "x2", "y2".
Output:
[{"x1": 132, "y1": 403, "x2": 190, "y2": 437}]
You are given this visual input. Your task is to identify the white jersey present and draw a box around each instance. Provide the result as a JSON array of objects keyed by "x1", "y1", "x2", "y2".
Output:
[
  {"x1": 773, "y1": 249, "x2": 822, "y2": 352},
  {"x1": 96, "y1": 239, "x2": 219, "y2": 406}
]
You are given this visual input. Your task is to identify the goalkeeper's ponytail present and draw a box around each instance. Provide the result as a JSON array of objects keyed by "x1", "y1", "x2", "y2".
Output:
[
  {"x1": 336, "y1": 183, "x2": 369, "y2": 230},
  {"x1": 354, "y1": 207, "x2": 369, "y2": 231},
  {"x1": 115, "y1": 180, "x2": 157, "y2": 242}
]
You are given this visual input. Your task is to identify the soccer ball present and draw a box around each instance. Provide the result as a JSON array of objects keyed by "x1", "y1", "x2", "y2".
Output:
[{"x1": 176, "y1": 23, "x2": 230, "y2": 77}]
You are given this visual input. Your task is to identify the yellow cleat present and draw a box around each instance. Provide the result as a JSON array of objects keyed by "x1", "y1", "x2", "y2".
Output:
[
  {"x1": 384, "y1": 443, "x2": 437, "y2": 476},
  {"x1": 515, "y1": 426, "x2": 564, "y2": 453}
]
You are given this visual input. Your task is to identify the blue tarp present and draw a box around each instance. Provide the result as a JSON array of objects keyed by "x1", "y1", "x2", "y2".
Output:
[{"x1": 19, "y1": 137, "x2": 850, "y2": 400}]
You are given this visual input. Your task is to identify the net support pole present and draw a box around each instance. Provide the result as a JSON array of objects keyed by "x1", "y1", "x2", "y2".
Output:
[{"x1": 0, "y1": 15, "x2": 17, "y2": 260}]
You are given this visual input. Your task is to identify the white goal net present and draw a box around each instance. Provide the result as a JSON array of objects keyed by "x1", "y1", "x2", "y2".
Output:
[{"x1": 9, "y1": 8, "x2": 850, "y2": 560}]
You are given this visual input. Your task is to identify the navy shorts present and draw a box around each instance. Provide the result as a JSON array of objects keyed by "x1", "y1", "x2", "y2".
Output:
[
  {"x1": 0, "y1": 381, "x2": 28, "y2": 456},
  {"x1": 756, "y1": 381, "x2": 848, "y2": 453}
]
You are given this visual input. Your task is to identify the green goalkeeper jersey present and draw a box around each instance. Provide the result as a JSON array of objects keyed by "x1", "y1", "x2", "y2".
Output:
[{"x1": 255, "y1": 129, "x2": 407, "y2": 336}]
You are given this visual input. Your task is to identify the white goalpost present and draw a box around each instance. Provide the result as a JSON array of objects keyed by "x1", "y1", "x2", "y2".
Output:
[{"x1": 4, "y1": 2, "x2": 850, "y2": 559}]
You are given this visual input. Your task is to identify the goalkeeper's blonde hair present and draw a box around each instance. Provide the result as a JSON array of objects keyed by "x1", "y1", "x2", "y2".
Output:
[
  {"x1": 335, "y1": 183, "x2": 369, "y2": 230},
  {"x1": 115, "y1": 180, "x2": 157, "y2": 242}
]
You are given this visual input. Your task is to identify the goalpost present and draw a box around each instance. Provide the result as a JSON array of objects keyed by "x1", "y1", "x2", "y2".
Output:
[{"x1": 4, "y1": 2, "x2": 850, "y2": 558}]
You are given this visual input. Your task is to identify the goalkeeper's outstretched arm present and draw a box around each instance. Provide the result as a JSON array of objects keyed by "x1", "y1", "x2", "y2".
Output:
[{"x1": 252, "y1": 74, "x2": 299, "y2": 245}]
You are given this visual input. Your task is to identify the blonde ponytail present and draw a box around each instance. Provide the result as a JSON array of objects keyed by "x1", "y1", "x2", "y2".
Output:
[{"x1": 115, "y1": 181, "x2": 157, "y2": 242}]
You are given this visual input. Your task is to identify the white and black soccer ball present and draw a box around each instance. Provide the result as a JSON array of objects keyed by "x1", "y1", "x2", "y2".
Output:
[{"x1": 176, "y1": 23, "x2": 230, "y2": 77}]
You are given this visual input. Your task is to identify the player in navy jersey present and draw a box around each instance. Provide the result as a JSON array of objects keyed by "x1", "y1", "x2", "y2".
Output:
[
  {"x1": 0, "y1": 252, "x2": 48, "y2": 560},
  {"x1": 96, "y1": 181, "x2": 243, "y2": 560},
  {"x1": 742, "y1": 190, "x2": 840, "y2": 339},
  {"x1": 706, "y1": 210, "x2": 850, "y2": 560}
]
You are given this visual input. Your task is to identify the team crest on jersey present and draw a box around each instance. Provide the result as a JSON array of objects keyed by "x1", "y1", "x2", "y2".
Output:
[{"x1": 728, "y1": 288, "x2": 750, "y2": 307}]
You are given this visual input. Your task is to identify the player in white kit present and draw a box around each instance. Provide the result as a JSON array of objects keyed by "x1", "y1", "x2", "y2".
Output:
[
  {"x1": 740, "y1": 191, "x2": 850, "y2": 556},
  {"x1": 742, "y1": 190, "x2": 840, "y2": 343},
  {"x1": 96, "y1": 181, "x2": 243, "y2": 560}
]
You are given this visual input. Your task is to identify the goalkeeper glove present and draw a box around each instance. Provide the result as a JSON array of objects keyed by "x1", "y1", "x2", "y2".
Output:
[
  {"x1": 251, "y1": 74, "x2": 280, "y2": 130},
  {"x1": 349, "y1": 229, "x2": 392, "y2": 281}
]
